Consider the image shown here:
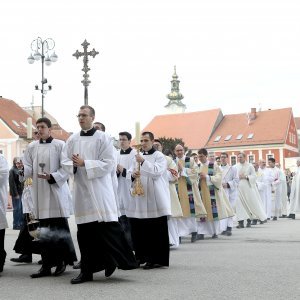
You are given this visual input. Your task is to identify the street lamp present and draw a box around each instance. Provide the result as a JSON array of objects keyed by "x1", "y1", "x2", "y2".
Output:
[{"x1": 27, "y1": 37, "x2": 58, "y2": 117}]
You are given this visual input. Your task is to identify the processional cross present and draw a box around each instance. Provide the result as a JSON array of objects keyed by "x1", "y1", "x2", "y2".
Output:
[{"x1": 73, "y1": 39, "x2": 99, "y2": 105}]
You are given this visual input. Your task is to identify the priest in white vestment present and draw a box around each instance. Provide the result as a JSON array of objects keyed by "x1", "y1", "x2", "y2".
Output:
[
  {"x1": 22, "y1": 117, "x2": 77, "y2": 278},
  {"x1": 153, "y1": 140, "x2": 183, "y2": 248},
  {"x1": 275, "y1": 163, "x2": 288, "y2": 218},
  {"x1": 268, "y1": 158, "x2": 282, "y2": 220},
  {"x1": 197, "y1": 149, "x2": 234, "y2": 238},
  {"x1": 258, "y1": 160, "x2": 273, "y2": 219},
  {"x1": 116, "y1": 131, "x2": 137, "y2": 249},
  {"x1": 174, "y1": 144, "x2": 206, "y2": 243},
  {"x1": 62, "y1": 106, "x2": 137, "y2": 284},
  {"x1": 219, "y1": 152, "x2": 239, "y2": 236},
  {"x1": 236, "y1": 153, "x2": 267, "y2": 228},
  {"x1": 289, "y1": 159, "x2": 300, "y2": 219},
  {"x1": 0, "y1": 154, "x2": 9, "y2": 272},
  {"x1": 127, "y1": 131, "x2": 171, "y2": 269}
]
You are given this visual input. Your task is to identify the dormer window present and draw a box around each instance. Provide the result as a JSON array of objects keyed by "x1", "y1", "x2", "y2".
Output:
[
  {"x1": 214, "y1": 136, "x2": 221, "y2": 142},
  {"x1": 247, "y1": 133, "x2": 254, "y2": 139},
  {"x1": 236, "y1": 134, "x2": 243, "y2": 140},
  {"x1": 224, "y1": 135, "x2": 232, "y2": 141}
]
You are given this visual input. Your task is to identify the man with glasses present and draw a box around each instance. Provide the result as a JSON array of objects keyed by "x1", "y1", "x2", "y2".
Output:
[
  {"x1": 174, "y1": 144, "x2": 206, "y2": 243},
  {"x1": 219, "y1": 152, "x2": 239, "y2": 236},
  {"x1": 126, "y1": 132, "x2": 171, "y2": 269},
  {"x1": 62, "y1": 106, "x2": 137, "y2": 284}
]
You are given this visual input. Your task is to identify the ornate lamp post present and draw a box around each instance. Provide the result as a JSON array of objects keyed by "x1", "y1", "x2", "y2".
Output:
[
  {"x1": 73, "y1": 39, "x2": 99, "y2": 105},
  {"x1": 27, "y1": 37, "x2": 58, "y2": 117}
]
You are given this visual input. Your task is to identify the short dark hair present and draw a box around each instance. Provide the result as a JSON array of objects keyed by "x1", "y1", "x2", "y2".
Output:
[
  {"x1": 220, "y1": 152, "x2": 228, "y2": 158},
  {"x1": 190, "y1": 153, "x2": 198, "y2": 157},
  {"x1": 154, "y1": 139, "x2": 162, "y2": 145},
  {"x1": 94, "y1": 122, "x2": 105, "y2": 132},
  {"x1": 268, "y1": 158, "x2": 276, "y2": 163},
  {"x1": 216, "y1": 156, "x2": 220, "y2": 161},
  {"x1": 142, "y1": 131, "x2": 154, "y2": 141},
  {"x1": 119, "y1": 131, "x2": 132, "y2": 141},
  {"x1": 80, "y1": 105, "x2": 95, "y2": 117},
  {"x1": 36, "y1": 117, "x2": 52, "y2": 128},
  {"x1": 198, "y1": 148, "x2": 208, "y2": 156}
]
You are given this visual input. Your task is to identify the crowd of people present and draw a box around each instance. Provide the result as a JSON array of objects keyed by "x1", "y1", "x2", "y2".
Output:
[{"x1": 0, "y1": 104, "x2": 300, "y2": 284}]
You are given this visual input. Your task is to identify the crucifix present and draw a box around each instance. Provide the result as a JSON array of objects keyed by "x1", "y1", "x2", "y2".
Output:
[{"x1": 73, "y1": 39, "x2": 99, "y2": 105}]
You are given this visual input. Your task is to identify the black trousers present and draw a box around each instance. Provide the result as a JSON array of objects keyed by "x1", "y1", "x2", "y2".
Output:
[
  {"x1": 129, "y1": 216, "x2": 170, "y2": 266},
  {"x1": 0, "y1": 229, "x2": 5, "y2": 261},
  {"x1": 13, "y1": 214, "x2": 41, "y2": 255},
  {"x1": 38, "y1": 218, "x2": 77, "y2": 268},
  {"x1": 77, "y1": 221, "x2": 137, "y2": 274},
  {"x1": 119, "y1": 215, "x2": 133, "y2": 250}
]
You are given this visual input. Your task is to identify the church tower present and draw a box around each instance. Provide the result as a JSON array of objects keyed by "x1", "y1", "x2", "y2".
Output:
[{"x1": 165, "y1": 66, "x2": 186, "y2": 114}]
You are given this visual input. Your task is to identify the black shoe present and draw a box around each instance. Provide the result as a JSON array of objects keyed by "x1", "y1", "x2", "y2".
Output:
[
  {"x1": 236, "y1": 221, "x2": 244, "y2": 229},
  {"x1": 251, "y1": 219, "x2": 258, "y2": 225},
  {"x1": 246, "y1": 219, "x2": 251, "y2": 228},
  {"x1": 54, "y1": 262, "x2": 66, "y2": 276},
  {"x1": 143, "y1": 263, "x2": 164, "y2": 270},
  {"x1": 30, "y1": 267, "x2": 52, "y2": 278},
  {"x1": 191, "y1": 232, "x2": 197, "y2": 243},
  {"x1": 10, "y1": 254, "x2": 32, "y2": 263},
  {"x1": 221, "y1": 231, "x2": 227, "y2": 235},
  {"x1": 105, "y1": 265, "x2": 116, "y2": 277},
  {"x1": 212, "y1": 234, "x2": 218, "y2": 239},
  {"x1": 197, "y1": 234, "x2": 204, "y2": 240},
  {"x1": 279, "y1": 215, "x2": 287, "y2": 218},
  {"x1": 0, "y1": 251, "x2": 6, "y2": 273},
  {"x1": 272, "y1": 217, "x2": 277, "y2": 221},
  {"x1": 288, "y1": 214, "x2": 296, "y2": 220},
  {"x1": 70, "y1": 272, "x2": 93, "y2": 284},
  {"x1": 73, "y1": 261, "x2": 81, "y2": 269},
  {"x1": 179, "y1": 237, "x2": 182, "y2": 244}
]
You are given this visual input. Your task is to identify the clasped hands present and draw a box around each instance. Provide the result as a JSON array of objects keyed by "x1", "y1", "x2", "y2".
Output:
[{"x1": 72, "y1": 154, "x2": 85, "y2": 167}]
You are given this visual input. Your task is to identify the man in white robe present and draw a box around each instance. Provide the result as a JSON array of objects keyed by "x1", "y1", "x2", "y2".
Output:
[
  {"x1": 174, "y1": 144, "x2": 206, "y2": 243},
  {"x1": 197, "y1": 149, "x2": 234, "y2": 238},
  {"x1": 219, "y1": 152, "x2": 239, "y2": 236},
  {"x1": 22, "y1": 117, "x2": 77, "y2": 278},
  {"x1": 236, "y1": 153, "x2": 267, "y2": 228},
  {"x1": 275, "y1": 163, "x2": 288, "y2": 218},
  {"x1": 127, "y1": 131, "x2": 171, "y2": 269},
  {"x1": 62, "y1": 105, "x2": 137, "y2": 284},
  {"x1": 0, "y1": 154, "x2": 9, "y2": 272},
  {"x1": 258, "y1": 160, "x2": 273, "y2": 219},
  {"x1": 117, "y1": 131, "x2": 136, "y2": 248},
  {"x1": 289, "y1": 159, "x2": 300, "y2": 219},
  {"x1": 268, "y1": 158, "x2": 282, "y2": 220},
  {"x1": 153, "y1": 139, "x2": 183, "y2": 248}
]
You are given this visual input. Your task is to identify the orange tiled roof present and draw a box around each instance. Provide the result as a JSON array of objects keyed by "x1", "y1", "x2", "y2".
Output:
[
  {"x1": 141, "y1": 109, "x2": 223, "y2": 149},
  {"x1": 0, "y1": 97, "x2": 70, "y2": 141},
  {"x1": 206, "y1": 108, "x2": 293, "y2": 148}
]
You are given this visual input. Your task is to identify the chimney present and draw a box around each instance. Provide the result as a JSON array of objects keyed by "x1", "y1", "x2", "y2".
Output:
[{"x1": 250, "y1": 108, "x2": 256, "y2": 120}]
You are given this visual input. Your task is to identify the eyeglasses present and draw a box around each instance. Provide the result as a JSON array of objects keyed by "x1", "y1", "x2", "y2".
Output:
[{"x1": 76, "y1": 114, "x2": 89, "y2": 118}]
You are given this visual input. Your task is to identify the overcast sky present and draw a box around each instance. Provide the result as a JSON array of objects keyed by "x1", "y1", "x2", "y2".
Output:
[{"x1": 1, "y1": 0, "x2": 300, "y2": 137}]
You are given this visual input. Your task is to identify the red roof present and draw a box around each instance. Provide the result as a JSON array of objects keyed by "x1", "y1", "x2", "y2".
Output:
[
  {"x1": 141, "y1": 109, "x2": 223, "y2": 149},
  {"x1": 206, "y1": 108, "x2": 293, "y2": 148},
  {"x1": 0, "y1": 97, "x2": 69, "y2": 141}
]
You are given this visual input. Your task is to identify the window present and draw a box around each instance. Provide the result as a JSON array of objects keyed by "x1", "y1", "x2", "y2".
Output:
[
  {"x1": 21, "y1": 122, "x2": 27, "y2": 128},
  {"x1": 247, "y1": 133, "x2": 254, "y2": 139},
  {"x1": 230, "y1": 156, "x2": 237, "y2": 165},
  {"x1": 214, "y1": 136, "x2": 221, "y2": 142},
  {"x1": 236, "y1": 134, "x2": 243, "y2": 140},
  {"x1": 224, "y1": 135, "x2": 232, "y2": 141},
  {"x1": 248, "y1": 155, "x2": 254, "y2": 164}
]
